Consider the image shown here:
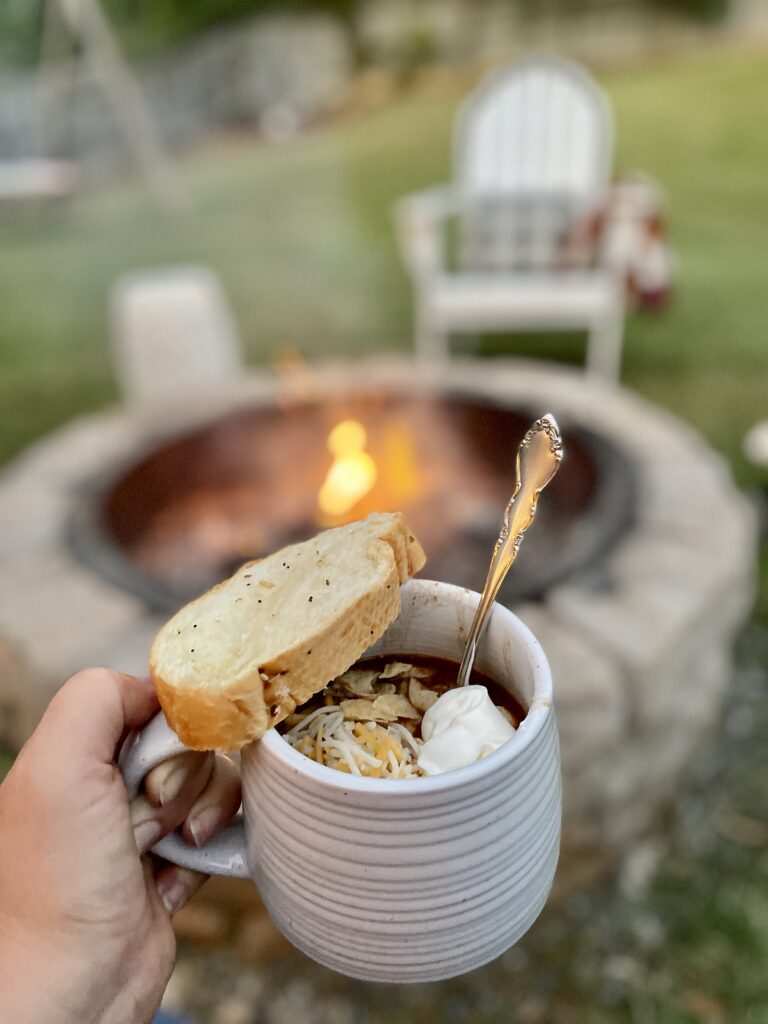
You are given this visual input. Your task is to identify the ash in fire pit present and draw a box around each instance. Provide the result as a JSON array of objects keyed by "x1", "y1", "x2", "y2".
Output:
[{"x1": 69, "y1": 388, "x2": 636, "y2": 612}]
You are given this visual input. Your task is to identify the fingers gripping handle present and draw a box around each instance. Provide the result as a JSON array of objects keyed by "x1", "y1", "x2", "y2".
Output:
[
  {"x1": 119, "y1": 710, "x2": 189, "y2": 798},
  {"x1": 119, "y1": 711, "x2": 249, "y2": 879}
]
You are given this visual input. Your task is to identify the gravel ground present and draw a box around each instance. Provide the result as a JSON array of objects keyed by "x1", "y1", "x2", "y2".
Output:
[{"x1": 160, "y1": 621, "x2": 768, "y2": 1024}]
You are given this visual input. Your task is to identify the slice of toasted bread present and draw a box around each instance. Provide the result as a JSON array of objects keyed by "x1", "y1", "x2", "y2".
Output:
[{"x1": 150, "y1": 512, "x2": 426, "y2": 750}]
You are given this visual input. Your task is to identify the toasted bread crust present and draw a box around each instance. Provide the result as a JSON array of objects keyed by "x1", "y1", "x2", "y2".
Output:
[{"x1": 150, "y1": 513, "x2": 425, "y2": 750}]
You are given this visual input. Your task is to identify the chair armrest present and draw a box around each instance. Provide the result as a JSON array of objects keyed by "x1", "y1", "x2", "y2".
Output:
[{"x1": 392, "y1": 185, "x2": 457, "y2": 281}]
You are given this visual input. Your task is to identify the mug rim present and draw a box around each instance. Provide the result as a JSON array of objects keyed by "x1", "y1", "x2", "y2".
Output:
[{"x1": 255, "y1": 579, "x2": 553, "y2": 794}]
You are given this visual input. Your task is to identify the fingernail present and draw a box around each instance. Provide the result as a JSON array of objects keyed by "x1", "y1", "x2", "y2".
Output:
[
  {"x1": 134, "y1": 818, "x2": 163, "y2": 854},
  {"x1": 157, "y1": 878, "x2": 188, "y2": 917},
  {"x1": 189, "y1": 806, "x2": 220, "y2": 848},
  {"x1": 157, "y1": 764, "x2": 188, "y2": 807}
]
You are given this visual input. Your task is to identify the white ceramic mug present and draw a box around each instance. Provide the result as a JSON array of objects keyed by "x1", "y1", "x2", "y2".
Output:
[{"x1": 120, "y1": 579, "x2": 561, "y2": 983}]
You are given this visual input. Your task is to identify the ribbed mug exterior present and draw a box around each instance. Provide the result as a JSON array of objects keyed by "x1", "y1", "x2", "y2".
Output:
[{"x1": 242, "y1": 579, "x2": 561, "y2": 983}]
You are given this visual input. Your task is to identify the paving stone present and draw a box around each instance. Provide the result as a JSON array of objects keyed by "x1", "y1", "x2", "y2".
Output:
[
  {"x1": 605, "y1": 531, "x2": 755, "y2": 610},
  {"x1": 235, "y1": 913, "x2": 295, "y2": 965},
  {"x1": 212, "y1": 995, "x2": 255, "y2": 1024},
  {"x1": 514, "y1": 604, "x2": 629, "y2": 776},
  {"x1": 549, "y1": 557, "x2": 740, "y2": 681},
  {"x1": 572, "y1": 719, "x2": 713, "y2": 848},
  {"x1": 198, "y1": 877, "x2": 266, "y2": 914},
  {"x1": 0, "y1": 471, "x2": 71, "y2": 558},
  {"x1": 0, "y1": 547, "x2": 145, "y2": 699},
  {"x1": 634, "y1": 451, "x2": 758, "y2": 550},
  {"x1": 173, "y1": 900, "x2": 231, "y2": 945},
  {"x1": 548, "y1": 583, "x2": 673, "y2": 676},
  {"x1": 552, "y1": 837, "x2": 616, "y2": 901},
  {"x1": 629, "y1": 628, "x2": 733, "y2": 734},
  {"x1": 263, "y1": 980, "x2": 319, "y2": 1024},
  {"x1": 6, "y1": 410, "x2": 140, "y2": 486},
  {"x1": 462, "y1": 359, "x2": 703, "y2": 456}
]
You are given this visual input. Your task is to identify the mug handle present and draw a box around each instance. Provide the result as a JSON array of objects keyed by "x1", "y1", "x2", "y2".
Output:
[{"x1": 119, "y1": 711, "x2": 250, "y2": 879}]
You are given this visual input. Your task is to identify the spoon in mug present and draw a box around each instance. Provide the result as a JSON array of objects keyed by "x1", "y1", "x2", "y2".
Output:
[{"x1": 456, "y1": 413, "x2": 564, "y2": 687}]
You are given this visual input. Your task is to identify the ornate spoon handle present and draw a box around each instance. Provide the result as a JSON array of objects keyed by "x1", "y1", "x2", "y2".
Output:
[{"x1": 456, "y1": 414, "x2": 563, "y2": 687}]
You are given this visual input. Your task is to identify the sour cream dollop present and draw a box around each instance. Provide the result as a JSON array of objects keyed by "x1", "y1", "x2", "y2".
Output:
[{"x1": 417, "y1": 684, "x2": 516, "y2": 776}]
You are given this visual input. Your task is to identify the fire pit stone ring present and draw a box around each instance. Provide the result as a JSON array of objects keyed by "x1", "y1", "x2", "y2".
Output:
[{"x1": 0, "y1": 357, "x2": 756, "y2": 885}]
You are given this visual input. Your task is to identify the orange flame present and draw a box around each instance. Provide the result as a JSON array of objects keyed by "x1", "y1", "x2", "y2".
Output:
[
  {"x1": 318, "y1": 419, "x2": 378, "y2": 520},
  {"x1": 381, "y1": 419, "x2": 420, "y2": 505}
]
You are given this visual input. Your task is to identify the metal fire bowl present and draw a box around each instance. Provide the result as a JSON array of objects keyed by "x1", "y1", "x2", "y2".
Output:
[{"x1": 69, "y1": 384, "x2": 637, "y2": 613}]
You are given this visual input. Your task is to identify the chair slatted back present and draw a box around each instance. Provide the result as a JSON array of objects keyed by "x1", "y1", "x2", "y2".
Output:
[{"x1": 454, "y1": 57, "x2": 613, "y2": 272}]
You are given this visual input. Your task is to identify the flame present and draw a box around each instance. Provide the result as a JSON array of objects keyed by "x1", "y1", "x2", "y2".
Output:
[
  {"x1": 381, "y1": 419, "x2": 420, "y2": 504},
  {"x1": 318, "y1": 419, "x2": 378, "y2": 519}
]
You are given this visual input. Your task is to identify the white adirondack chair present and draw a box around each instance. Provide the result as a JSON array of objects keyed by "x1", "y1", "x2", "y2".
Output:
[
  {"x1": 394, "y1": 56, "x2": 625, "y2": 381},
  {"x1": 110, "y1": 266, "x2": 242, "y2": 403}
]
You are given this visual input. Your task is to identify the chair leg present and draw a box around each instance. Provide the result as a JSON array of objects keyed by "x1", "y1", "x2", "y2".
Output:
[
  {"x1": 415, "y1": 301, "x2": 449, "y2": 362},
  {"x1": 586, "y1": 306, "x2": 624, "y2": 383}
]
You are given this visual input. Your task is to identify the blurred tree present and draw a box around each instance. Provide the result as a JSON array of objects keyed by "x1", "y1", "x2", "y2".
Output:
[
  {"x1": 100, "y1": 0, "x2": 362, "y2": 57},
  {"x1": 657, "y1": 0, "x2": 730, "y2": 19},
  {"x1": 0, "y1": 0, "x2": 45, "y2": 67}
]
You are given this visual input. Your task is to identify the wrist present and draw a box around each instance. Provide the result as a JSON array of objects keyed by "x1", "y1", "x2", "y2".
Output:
[
  {"x1": 0, "y1": 929, "x2": 68, "y2": 1024},
  {"x1": 0, "y1": 914, "x2": 106, "y2": 1024},
  {"x1": 0, "y1": 910, "x2": 168, "y2": 1024}
]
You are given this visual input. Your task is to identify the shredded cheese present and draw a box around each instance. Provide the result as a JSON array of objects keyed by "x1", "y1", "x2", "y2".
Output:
[{"x1": 284, "y1": 700, "x2": 425, "y2": 779}]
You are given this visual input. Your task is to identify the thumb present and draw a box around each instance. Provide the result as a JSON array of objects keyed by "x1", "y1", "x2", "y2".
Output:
[{"x1": 35, "y1": 669, "x2": 159, "y2": 767}]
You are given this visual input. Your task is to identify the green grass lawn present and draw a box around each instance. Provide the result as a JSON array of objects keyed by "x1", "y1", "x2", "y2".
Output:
[{"x1": 2, "y1": 44, "x2": 768, "y2": 485}]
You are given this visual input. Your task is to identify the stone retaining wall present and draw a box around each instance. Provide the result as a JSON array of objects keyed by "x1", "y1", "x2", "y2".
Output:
[
  {"x1": 356, "y1": 0, "x2": 768, "y2": 70},
  {"x1": 0, "y1": 15, "x2": 352, "y2": 174}
]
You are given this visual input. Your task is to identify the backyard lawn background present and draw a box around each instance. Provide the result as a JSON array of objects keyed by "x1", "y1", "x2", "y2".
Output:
[
  {"x1": 1, "y1": 43, "x2": 768, "y2": 491},
  {"x1": 1, "y1": 41, "x2": 768, "y2": 1022}
]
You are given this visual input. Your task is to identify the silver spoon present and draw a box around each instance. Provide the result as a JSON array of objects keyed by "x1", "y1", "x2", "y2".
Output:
[{"x1": 457, "y1": 413, "x2": 564, "y2": 687}]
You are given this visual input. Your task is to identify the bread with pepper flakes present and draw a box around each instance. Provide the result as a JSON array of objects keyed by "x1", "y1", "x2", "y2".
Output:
[{"x1": 150, "y1": 512, "x2": 426, "y2": 750}]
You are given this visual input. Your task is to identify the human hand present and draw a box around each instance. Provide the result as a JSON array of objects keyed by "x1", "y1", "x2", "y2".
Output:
[{"x1": 0, "y1": 669, "x2": 241, "y2": 1024}]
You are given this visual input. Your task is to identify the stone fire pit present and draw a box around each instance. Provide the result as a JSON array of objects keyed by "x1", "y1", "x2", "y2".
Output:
[
  {"x1": 69, "y1": 378, "x2": 635, "y2": 612},
  {"x1": 0, "y1": 357, "x2": 756, "y2": 880}
]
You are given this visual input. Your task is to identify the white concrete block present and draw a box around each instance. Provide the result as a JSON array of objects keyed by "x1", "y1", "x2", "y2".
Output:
[
  {"x1": 514, "y1": 603, "x2": 629, "y2": 773},
  {"x1": 0, "y1": 548, "x2": 145, "y2": 686}
]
